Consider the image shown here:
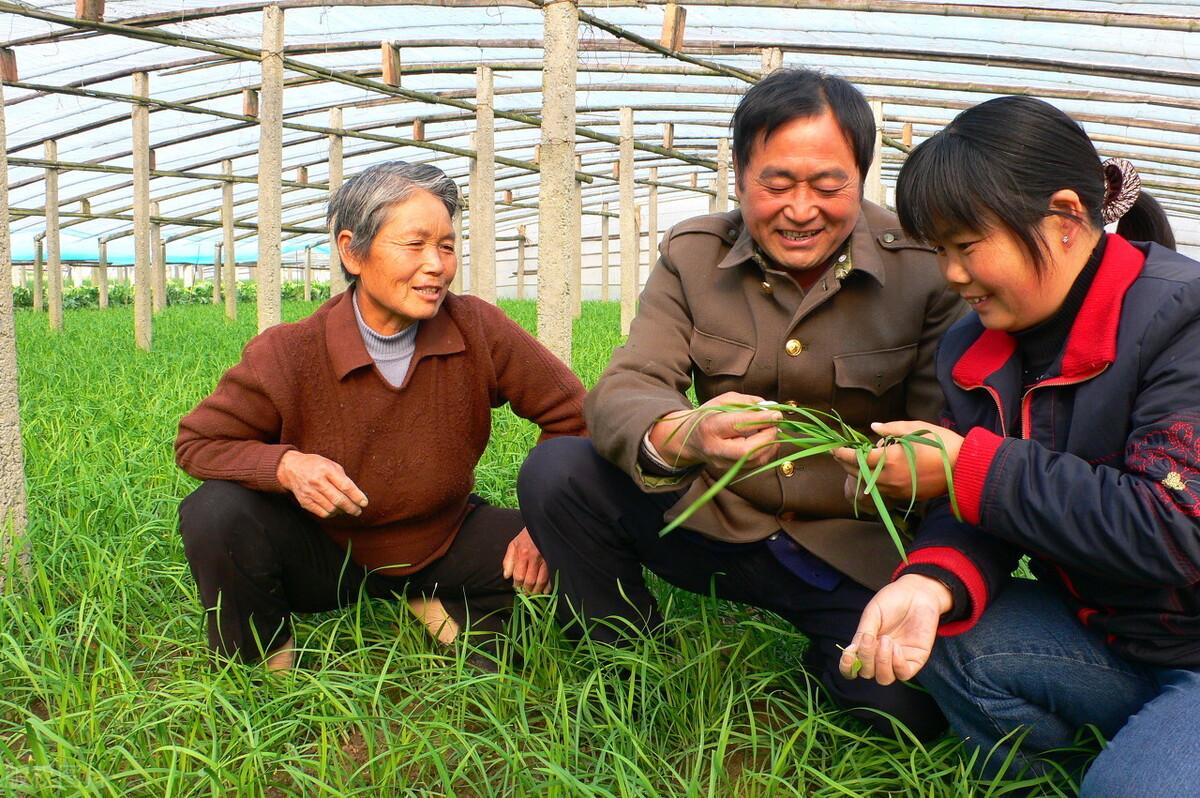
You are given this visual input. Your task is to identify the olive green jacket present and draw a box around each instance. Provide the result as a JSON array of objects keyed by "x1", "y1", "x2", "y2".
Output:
[{"x1": 585, "y1": 201, "x2": 965, "y2": 589}]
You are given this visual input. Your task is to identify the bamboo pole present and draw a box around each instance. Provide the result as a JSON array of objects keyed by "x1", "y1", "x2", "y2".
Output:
[
  {"x1": 865, "y1": 100, "x2": 885, "y2": 205},
  {"x1": 97, "y1": 241, "x2": 109, "y2": 309},
  {"x1": 212, "y1": 242, "x2": 222, "y2": 305},
  {"x1": 537, "y1": 0, "x2": 578, "y2": 363},
  {"x1": 31, "y1": 237, "x2": 42, "y2": 312},
  {"x1": 304, "y1": 245, "x2": 312, "y2": 301},
  {"x1": 327, "y1": 107, "x2": 347, "y2": 296},
  {"x1": 256, "y1": 4, "x2": 285, "y2": 333},
  {"x1": 132, "y1": 71, "x2": 151, "y2": 350},
  {"x1": 0, "y1": 78, "x2": 28, "y2": 591},
  {"x1": 44, "y1": 141, "x2": 62, "y2": 331},
  {"x1": 619, "y1": 107, "x2": 637, "y2": 335},
  {"x1": 150, "y1": 202, "x2": 164, "y2": 313},
  {"x1": 471, "y1": 66, "x2": 496, "y2": 304}
]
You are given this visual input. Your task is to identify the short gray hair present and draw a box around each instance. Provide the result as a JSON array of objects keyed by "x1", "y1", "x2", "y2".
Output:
[{"x1": 326, "y1": 161, "x2": 461, "y2": 282}]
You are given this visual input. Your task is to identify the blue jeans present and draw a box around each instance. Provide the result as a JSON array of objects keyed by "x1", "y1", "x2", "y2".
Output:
[{"x1": 918, "y1": 578, "x2": 1200, "y2": 796}]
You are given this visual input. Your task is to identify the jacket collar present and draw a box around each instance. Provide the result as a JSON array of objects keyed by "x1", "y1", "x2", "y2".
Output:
[
  {"x1": 326, "y1": 285, "x2": 466, "y2": 381},
  {"x1": 716, "y1": 206, "x2": 885, "y2": 287},
  {"x1": 951, "y1": 233, "x2": 1146, "y2": 388}
]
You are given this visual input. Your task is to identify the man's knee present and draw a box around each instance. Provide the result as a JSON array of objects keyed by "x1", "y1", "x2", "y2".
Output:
[{"x1": 517, "y1": 436, "x2": 602, "y2": 510}]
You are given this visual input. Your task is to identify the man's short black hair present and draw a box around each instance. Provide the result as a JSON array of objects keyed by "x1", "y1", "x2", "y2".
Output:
[{"x1": 731, "y1": 68, "x2": 875, "y2": 185}]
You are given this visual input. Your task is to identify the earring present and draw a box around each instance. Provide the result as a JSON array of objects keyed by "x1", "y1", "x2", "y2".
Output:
[{"x1": 1062, "y1": 235, "x2": 1070, "y2": 244}]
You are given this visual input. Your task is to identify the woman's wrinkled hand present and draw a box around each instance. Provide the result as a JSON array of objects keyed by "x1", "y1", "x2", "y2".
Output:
[
  {"x1": 276, "y1": 450, "x2": 369, "y2": 518},
  {"x1": 831, "y1": 420, "x2": 964, "y2": 502},
  {"x1": 503, "y1": 528, "x2": 550, "y2": 594}
]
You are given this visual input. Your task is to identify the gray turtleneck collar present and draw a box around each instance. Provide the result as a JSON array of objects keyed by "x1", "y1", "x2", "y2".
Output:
[{"x1": 351, "y1": 288, "x2": 419, "y2": 387}]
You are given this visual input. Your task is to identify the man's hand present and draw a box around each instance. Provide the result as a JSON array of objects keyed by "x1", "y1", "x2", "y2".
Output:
[
  {"x1": 648, "y1": 391, "x2": 782, "y2": 470},
  {"x1": 503, "y1": 528, "x2": 550, "y2": 594},
  {"x1": 832, "y1": 420, "x2": 964, "y2": 503},
  {"x1": 838, "y1": 573, "x2": 951, "y2": 685},
  {"x1": 276, "y1": 450, "x2": 369, "y2": 518}
]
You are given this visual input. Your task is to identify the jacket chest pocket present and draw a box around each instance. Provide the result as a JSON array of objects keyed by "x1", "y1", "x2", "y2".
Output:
[
  {"x1": 690, "y1": 329, "x2": 755, "y2": 399},
  {"x1": 832, "y1": 344, "x2": 917, "y2": 425}
]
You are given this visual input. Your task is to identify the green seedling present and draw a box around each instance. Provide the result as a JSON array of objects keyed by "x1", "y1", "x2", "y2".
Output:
[{"x1": 660, "y1": 403, "x2": 962, "y2": 563}]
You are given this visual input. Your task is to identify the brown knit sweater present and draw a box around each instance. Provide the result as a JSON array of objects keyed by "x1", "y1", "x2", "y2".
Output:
[{"x1": 175, "y1": 288, "x2": 586, "y2": 575}]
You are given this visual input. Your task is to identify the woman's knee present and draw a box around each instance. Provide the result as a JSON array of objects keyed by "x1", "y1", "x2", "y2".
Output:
[{"x1": 178, "y1": 480, "x2": 277, "y2": 568}]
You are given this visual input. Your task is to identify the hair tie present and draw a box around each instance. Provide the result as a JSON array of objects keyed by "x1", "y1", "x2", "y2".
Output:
[{"x1": 1101, "y1": 157, "x2": 1141, "y2": 224}]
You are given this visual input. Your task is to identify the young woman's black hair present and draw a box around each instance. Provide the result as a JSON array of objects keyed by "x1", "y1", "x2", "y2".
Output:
[
  {"x1": 730, "y1": 69, "x2": 875, "y2": 184},
  {"x1": 895, "y1": 96, "x2": 1174, "y2": 273}
]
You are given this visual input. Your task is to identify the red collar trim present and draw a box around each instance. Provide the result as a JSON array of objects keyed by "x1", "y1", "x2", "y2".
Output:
[{"x1": 951, "y1": 234, "x2": 1145, "y2": 388}]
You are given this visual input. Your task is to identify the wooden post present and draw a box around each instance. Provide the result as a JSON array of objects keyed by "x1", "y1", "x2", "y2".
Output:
[
  {"x1": 708, "y1": 179, "x2": 718, "y2": 213},
  {"x1": 865, "y1": 99, "x2": 885, "y2": 206},
  {"x1": 714, "y1": 137, "x2": 731, "y2": 213},
  {"x1": 661, "y1": 2, "x2": 687, "y2": 50},
  {"x1": 471, "y1": 66, "x2": 496, "y2": 304},
  {"x1": 412, "y1": 119, "x2": 425, "y2": 141},
  {"x1": 381, "y1": 41, "x2": 402, "y2": 87},
  {"x1": 75, "y1": 0, "x2": 104, "y2": 20},
  {"x1": 97, "y1": 241, "x2": 109, "y2": 309},
  {"x1": 242, "y1": 89, "x2": 259, "y2": 118},
  {"x1": 44, "y1": 141, "x2": 63, "y2": 331},
  {"x1": 257, "y1": 4, "x2": 284, "y2": 333},
  {"x1": 451, "y1": 208, "x2": 464, "y2": 295},
  {"x1": 0, "y1": 49, "x2": 16, "y2": 83},
  {"x1": 296, "y1": 165, "x2": 308, "y2": 185},
  {"x1": 516, "y1": 225, "x2": 527, "y2": 301},
  {"x1": 600, "y1": 202, "x2": 610, "y2": 302},
  {"x1": 150, "y1": 201, "x2": 164, "y2": 313},
  {"x1": 304, "y1": 245, "x2": 312, "y2": 301},
  {"x1": 211, "y1": 242, "x2": 221, "y2": 305},
  {"x1": 662, "y1": 123, "x2": 674, "y2": 150},
  {"x1": 327, "y1": 107, "x2": 347, "y2": 296},
  {"x1": 537, "y1": 0, "x2": 578, "y2": 363},
  {"x1": 902, "y1": 121, "x2": 913, "y2": 149},
  {"x1": 619, "y1": 107, "x2": 637, "y2": 335},
  {"x1": 648, "y1": 166, "x2": 659, "y2": 268},
  {"x1": 132, "y1": 71, "x2": 151, "y2": 350},
  {"x1": 222, "y1": 160, "x2": 237, "y2": 319},
  {"x1": 761, "y1": 47, "x2": 783, "y2": 74},
  {"x1": 32, "y1": 237, "x2": 43, "y2": 313},
  {"x1": 0, "y1": 79, "x2": 29, "y2": 590}
]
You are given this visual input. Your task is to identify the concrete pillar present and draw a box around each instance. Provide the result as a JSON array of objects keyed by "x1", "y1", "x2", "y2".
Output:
[
  {"x1": 32, "y1": 236, "x2": 42, "y2": 313},
  {"x1": 132, "y1": 72, "x2": 151, "y2": 349},
  {"x1": 715, "y1": 138, "x2": 731, "y2": 213},
  {"x1": 619, "y1": 107, "x2": 637, "y2": 335},
  {"x1": 451, "y1": 209, "x2": 464, "y2": 295},
  {"x1": 304, "y1": 246, "x2": 312, "y2": 301},
  {"x1": 222, "y1": 160, "x2": 237, "y2": 320},
  {"x1": 44, "y1": 141, "x2": 63, "y2": 331},
  {"x1": 761, "y1": 47, "x2": 783, "y2": 74},
  {"x1": 150, "y1": 203, "x2": 165, "y2": 313},
  {"x1": 600, "y1": 202, "x2": 610, "y2": 302},
  {"x1": 212, "y1": 242, "x2": 222, "y2": 305},
  {"x1": 327, "y1": 107, "x2": 347, "y2": 296},
  {"x1": 471, "y1": 66, "x2": 496, "y2": 304},
  {"x1": 571, "y1": 154, "x2": 583, "y2": 316},
  {"x1": 0, "y1": 80, "x2": 29, "y2": 588},
  {"x1": 257, "y1": 4, "x2": 285, "y2": 333},
  {"x1": 97, "y1": 241, "x2": 109, "y2": 309},
  {"x1": 865, "y1": 99, "x2": 885, "y2": 206},
  {"x1": 536, "y1": 0, "x2": 578, "y2": 362},
  {"x1": 648, "y1": 166, "x2": 659, "y2": 267},
  {"x1": 516, "y1": 225, "x2": 526, "y2": 301}
]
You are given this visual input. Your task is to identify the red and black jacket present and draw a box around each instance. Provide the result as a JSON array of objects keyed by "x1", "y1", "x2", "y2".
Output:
[{"x1": 900, "y1": 235, "x2": 1200, "y2": 666}]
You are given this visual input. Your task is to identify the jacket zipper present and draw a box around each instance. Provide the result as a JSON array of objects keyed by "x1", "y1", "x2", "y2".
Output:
[{"x1": 1019, "y1": 365, "x2": 1109, "y2": 439}]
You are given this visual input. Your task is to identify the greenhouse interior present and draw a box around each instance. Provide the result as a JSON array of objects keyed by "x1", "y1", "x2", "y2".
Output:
[{"x1": 2, "y1": 1, "x2": 1199, "y2": 795}]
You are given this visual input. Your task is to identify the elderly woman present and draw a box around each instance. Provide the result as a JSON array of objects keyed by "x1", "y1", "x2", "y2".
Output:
[
  {"x1": 176, "y1": 161, "x2": 586, "y2": 668},
  {"x1": 834, "y1": 96, "x2": 1197, "y2": 794}
]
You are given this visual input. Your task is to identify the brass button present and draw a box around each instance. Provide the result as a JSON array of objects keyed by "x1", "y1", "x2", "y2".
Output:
[
  {"x1": 883, "y1": 232, "x2": 896, "y2": 243},
  {"x1": 760, "y1": 281, "x2": 773, "y2": 295},
  {"x1": 779, "y1": 461, "x2": 796, "y2": 477},
  {"x1": 785, "y1": 338, "x2": 804, "y2": 357}
]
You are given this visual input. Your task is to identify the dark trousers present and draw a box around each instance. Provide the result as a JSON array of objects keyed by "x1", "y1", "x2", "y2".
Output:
[
  {"x1": 517, "y1": 436, "x2": 946, "y2": 740},
  {"x1": 178, "y1": 480, "x2": 524, "y2": 660}
]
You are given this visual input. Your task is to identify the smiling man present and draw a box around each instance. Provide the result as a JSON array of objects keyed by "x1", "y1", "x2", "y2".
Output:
[{"x1": 518, "y1": 69, "x2": 962, "y2": 739}]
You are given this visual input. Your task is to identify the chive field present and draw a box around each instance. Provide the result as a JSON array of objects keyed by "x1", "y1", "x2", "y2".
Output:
[{"x1": 1, "y1": 301, "x2": 1086, "y2": 796}]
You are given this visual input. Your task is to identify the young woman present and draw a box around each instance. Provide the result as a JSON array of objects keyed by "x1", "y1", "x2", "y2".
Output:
[{"x1": 833, "y1": 96, "x2": 1199, "y2": 795}]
